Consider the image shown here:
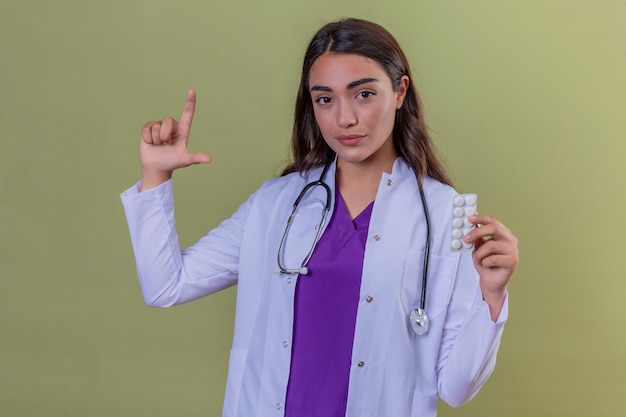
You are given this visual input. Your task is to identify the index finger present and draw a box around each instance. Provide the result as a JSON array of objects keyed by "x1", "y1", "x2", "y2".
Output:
[
  {"x1": 468, "y1": 214, "x2": 514, "y2": 241},
  {"x1": 178, "y1": 89, "x2": 196, "y2": 138},
  {"x1": 468, "y1": 214, "x2": 497, "y2": 226}
]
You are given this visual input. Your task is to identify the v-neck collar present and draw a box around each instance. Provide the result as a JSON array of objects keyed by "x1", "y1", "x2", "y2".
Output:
[{"x1": 335, "y1": 187, "x2": 374, "y2": 232}]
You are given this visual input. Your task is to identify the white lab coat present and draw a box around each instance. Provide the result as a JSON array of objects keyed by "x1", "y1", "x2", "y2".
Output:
[{"x1": 121, "y1": 158, "x2": 507, "y2": 417}]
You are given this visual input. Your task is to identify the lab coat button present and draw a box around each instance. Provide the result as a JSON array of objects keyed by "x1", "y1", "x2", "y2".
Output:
[
  {"x1": 276, "y1": 403, "x2": 282, "y2": 410},
  {"x1": 282, "y1": 340, "x2": 289, "y2": 348},
  {"x1": 286, "y1": 277, "x2": 292, "y2": 284},
  {"x1": 387, "y1": 179, "x2": 393, "y2": 186},
  {"x1": 366, "y1": 296, "x2": 373, "y2": 303},
  {"x1": 357, "y1": 361, "x2": 365, "y2": 368},
  {"x1": 373, "y1": 235, "x2": 381, "y2": 241}
]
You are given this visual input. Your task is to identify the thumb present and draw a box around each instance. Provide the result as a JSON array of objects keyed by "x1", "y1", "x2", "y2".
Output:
[{"x1": 182, "y1": 152, "x2": 212, "y2": 166}]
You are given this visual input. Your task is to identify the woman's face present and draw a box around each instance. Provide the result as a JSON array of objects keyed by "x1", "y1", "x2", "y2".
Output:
[{"x1": 308, "y1": 53, "x2": 408, "y2": 171}]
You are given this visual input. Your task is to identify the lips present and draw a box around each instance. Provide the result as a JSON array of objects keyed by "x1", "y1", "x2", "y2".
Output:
[{"x1": 336, "y1": 134, "x2": 365, "y2": 145}]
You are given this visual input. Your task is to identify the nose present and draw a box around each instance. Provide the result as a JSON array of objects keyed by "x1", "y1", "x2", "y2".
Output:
[{"x1": 336, "y1": 100, "x2": 357, "y2": 128}]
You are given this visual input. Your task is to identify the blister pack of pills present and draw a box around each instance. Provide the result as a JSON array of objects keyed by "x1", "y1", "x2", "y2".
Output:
[{"x1": 451, "y1": 194, "x2": 477, "y2": 251}]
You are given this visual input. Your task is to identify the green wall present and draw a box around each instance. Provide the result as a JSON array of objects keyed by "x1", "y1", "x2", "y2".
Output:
[{"x1": 1, "y1": 0, "x2": 624, "y2": 415}]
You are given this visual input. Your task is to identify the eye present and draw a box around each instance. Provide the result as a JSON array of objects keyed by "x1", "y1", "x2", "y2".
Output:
[
  {"x1": 356, "y1": 90, "x2": 376, "y2": 99},
  {"x1": 315, "y1": 96, "x2": 333, "y2": 105}
]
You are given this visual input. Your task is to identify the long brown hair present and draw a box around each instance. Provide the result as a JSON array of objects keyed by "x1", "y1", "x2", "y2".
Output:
[{"x1": 281, "y1": 18, "x2": 452, "y2": 187}]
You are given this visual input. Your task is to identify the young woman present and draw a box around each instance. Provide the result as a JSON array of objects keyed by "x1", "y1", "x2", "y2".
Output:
[{"x1": 122, "y1": 18, "x2": 518, "y2": 417}]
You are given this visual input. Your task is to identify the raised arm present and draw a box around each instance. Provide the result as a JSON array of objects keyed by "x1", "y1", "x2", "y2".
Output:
[{"x1": 121, "y1": 90, "x2": 242, "y2": 307}]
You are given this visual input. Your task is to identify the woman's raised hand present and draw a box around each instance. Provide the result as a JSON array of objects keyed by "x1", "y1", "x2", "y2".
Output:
[
  {"x1": 464, "y1": 214, "x2": 519, "y2": 321},
  {"x1": 139, "y1": 89, "x2": 212, "y2": 191}
]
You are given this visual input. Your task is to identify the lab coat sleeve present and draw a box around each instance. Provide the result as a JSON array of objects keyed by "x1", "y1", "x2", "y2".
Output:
[
  {"x1": 436, "y1": 251, "x2": 508, "y2": 407},
  {"x1": 120, "y1": 179, "x2": 253, "y2": 307}
]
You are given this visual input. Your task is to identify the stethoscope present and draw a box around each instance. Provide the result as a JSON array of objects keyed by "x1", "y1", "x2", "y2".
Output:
[{"x1": 276, "y1": 162, "x2": 433, "y2": 336}]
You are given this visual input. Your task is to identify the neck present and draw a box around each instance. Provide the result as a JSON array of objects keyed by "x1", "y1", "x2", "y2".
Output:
[
  {"x1": 335, "y1": 154, "x2": 397, "y2": 219},
  {"x1": 335, "y1": 145, "x2": 397, "y2": 185}
]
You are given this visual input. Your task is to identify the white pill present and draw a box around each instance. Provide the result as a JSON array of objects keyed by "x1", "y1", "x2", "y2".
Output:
[{"x1": 453, "y1": 195, "x2": 465, "y2": 206}]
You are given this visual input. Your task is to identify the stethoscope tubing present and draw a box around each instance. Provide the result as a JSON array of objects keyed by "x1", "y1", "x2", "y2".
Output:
[
  {"x1": 417, "y1": 183, "x2": 431, "y2": 313},
  {"x1": 277, "y1": 161, "x2": 432, "y2": 335},
  {"x1": 277, "y1": 163, "x2": 332, "y2": 275}
]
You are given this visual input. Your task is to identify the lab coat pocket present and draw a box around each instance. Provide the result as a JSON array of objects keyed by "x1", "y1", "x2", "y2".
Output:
[
  {"x1": 222, "y1": 348, "x2": 247, "y2": 417},
  {"x1": 401, "y1": 253, "x2": 456, "y2": 322},
  {"x1": 409, "y1": 390, "x2": 438, "y2": 417}
]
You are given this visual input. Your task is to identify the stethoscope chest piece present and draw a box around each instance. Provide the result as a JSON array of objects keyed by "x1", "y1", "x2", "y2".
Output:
[{"x1": 410, "y1": 308, "x2": 430, "y2": 335}]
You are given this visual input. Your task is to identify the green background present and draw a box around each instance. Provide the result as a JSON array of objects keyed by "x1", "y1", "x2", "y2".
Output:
[{"x1": 1, "y1": 0, "x2": 624, "y2": 416}]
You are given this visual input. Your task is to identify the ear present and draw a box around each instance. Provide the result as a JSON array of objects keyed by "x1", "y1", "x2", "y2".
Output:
[{"x1": 395, "y1": 75, "x2": 410, "y2": 109}]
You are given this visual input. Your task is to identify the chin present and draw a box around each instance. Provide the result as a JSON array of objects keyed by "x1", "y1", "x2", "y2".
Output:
[{"x1": 336, "y1": 153, "x2": 370, "y2": 165}]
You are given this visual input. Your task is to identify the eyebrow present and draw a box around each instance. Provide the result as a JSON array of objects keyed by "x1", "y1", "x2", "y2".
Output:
[{"x1": 310, "y1": 77, "x2": 380, "y2": 92}]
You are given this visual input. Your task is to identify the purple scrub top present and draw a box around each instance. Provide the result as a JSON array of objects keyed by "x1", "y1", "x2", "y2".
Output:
[{"x1": 284, "y1": 187, "x2": 374, "y2": 417}]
